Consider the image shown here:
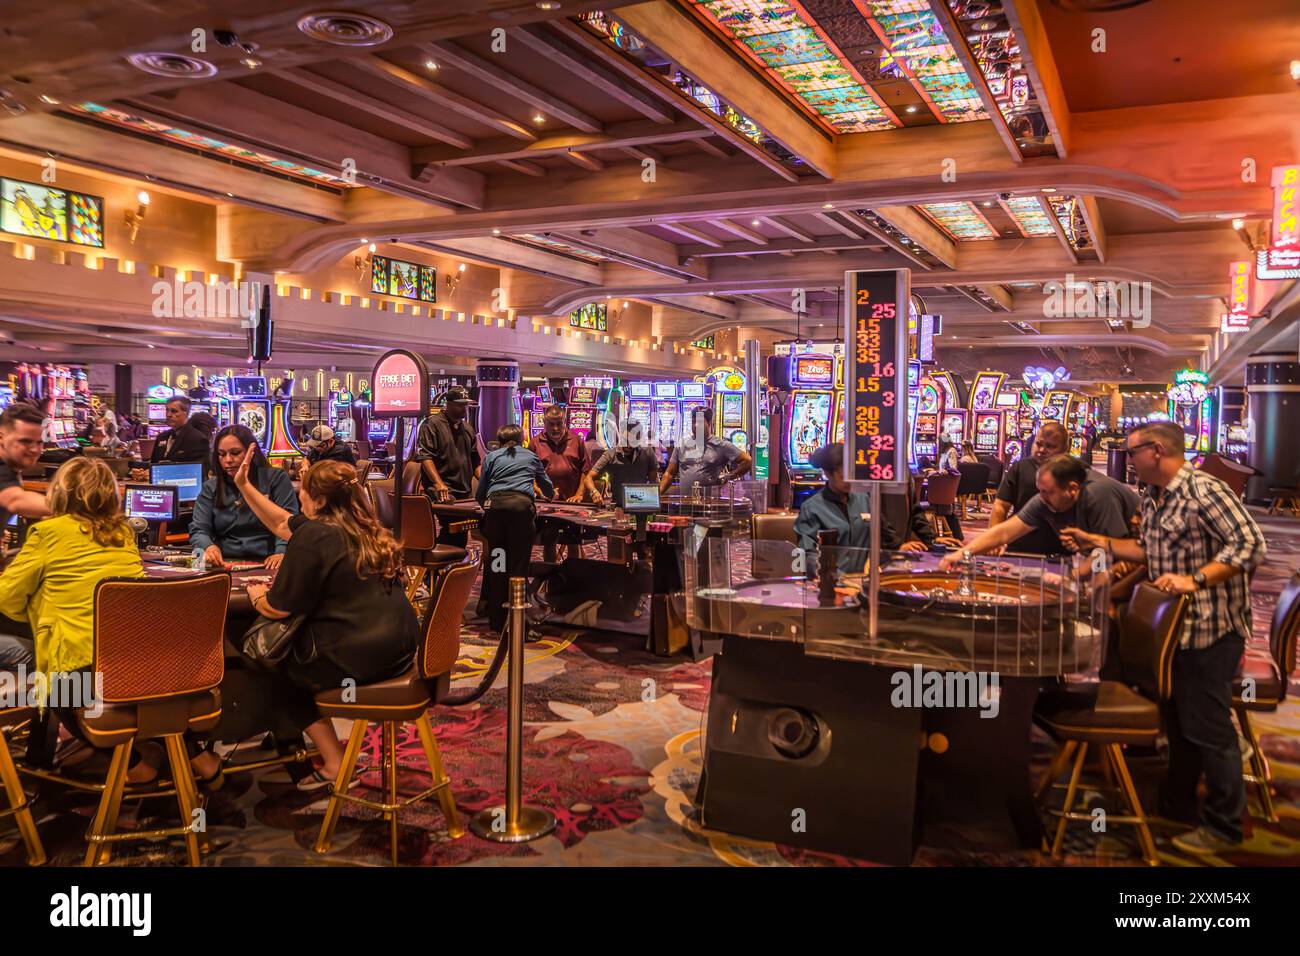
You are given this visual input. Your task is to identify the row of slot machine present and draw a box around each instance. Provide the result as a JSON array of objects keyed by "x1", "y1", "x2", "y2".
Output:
[
  {"x1": 4, "y1": 363, "x2": 92, "y2": 448},
  {"x1": 145, "y1": 375, "x2": 305, "y2": 459}
]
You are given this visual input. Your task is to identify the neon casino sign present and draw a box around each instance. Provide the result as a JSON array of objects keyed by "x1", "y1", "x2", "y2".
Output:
[
  {"x1": 1257, "y1": 165, "x2": 1300, "y2": 280},
  {"x1": 1023, "y1": 365, "x2": 1070, "y2": 393},
  {"x1": 1221, "y1": 260, "x2": 1254, "y2": 333},
  {"x1": 1167, "y1": 368, "x2": 1209, "y2": 406}
]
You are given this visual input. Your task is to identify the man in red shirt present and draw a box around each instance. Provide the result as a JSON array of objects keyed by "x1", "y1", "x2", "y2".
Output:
[
  {"x1": 533, "y1": 405, "x2": 589, "y2": 561},
  {"x1": 533, "y1": 405, "x2": 588, "y2": 501}
]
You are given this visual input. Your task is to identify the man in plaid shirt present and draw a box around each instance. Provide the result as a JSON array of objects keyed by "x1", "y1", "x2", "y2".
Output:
[{"x1": 1062, "y1": 421, "x2": 1266, "y2": 855}]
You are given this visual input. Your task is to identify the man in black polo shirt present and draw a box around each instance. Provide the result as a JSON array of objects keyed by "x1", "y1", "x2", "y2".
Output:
[
  {"x1": 580, "y1": 419, "x2": 660, "y2": 506},
  {"x1": 415, "y1": 387, "x2": 481, "y2": 547},
  {"x1": 990, "y1": 420, "x2": 1072, "y2": 555},
  {"x1": 941, "y1": 453, "x2": 1137, "y2": 568}
]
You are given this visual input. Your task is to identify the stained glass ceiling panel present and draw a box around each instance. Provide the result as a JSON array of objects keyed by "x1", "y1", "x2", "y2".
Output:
[
  {"x1": 919, "y1": 201, "x2": 998, "y2": 241},
  {"x1": 1001, "y1": 196, "x2": 1056, "y2": 237},
  {"x1": 860, "y1": 1, "x2": 987, "y2": 123},
  {"x1": 690, "y1": 0, "x2": 895, "y2": 133}
]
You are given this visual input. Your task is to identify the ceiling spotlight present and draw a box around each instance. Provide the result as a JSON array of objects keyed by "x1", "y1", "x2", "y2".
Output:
[
  {"x1": 982, "y1": 200, "x2": 993, "y2": 207},
  {"x1": 751, "y1": 219, "x2": 760, "y2": 226},
  {"x1": 425, "y1": 59, "x2": 439, "y2": 71},
  {"x1": 240, "y1": 57, "x2": 262, "y2": 69},
  {"x1": 822, "y1": 202, "x2": 834, "y2": 209},
  {"x1": 492, "y1": 227, "x2": 501, "y2": 235},
  {"x1": 905, "y1": 105, "x2": 918, "y2": 114},
  {"x1": 532, "y1": 113, "x2": 545, "y2": 124},
  {"x1": 226, "y1": 191, "x2": 234, "y2": 197},
  {"x1": 1041, "y1": 187, "x2": 1057, "y2": 193},
  {"x1": 38, "y1": 94, "x2": 59, "y2": 105},
  {"x1": 536, "y1": 0, "x2": 561, "y2": 8}
]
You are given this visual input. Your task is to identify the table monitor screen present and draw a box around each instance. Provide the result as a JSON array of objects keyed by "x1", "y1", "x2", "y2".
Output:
[
  {"x1": 151, "y1": 462, "x2": 204, "y2": 503},
  {"x1": 620, "y1": 484, "x2": 660, "y2": 513},
  {"x1": 124, "y1": 484, "x2": 178, "y2": 523}
]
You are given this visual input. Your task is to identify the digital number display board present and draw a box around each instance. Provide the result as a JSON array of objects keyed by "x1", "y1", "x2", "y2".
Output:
[{"x1": 844, "y1": 269, "x2": 910, "y2": 488}]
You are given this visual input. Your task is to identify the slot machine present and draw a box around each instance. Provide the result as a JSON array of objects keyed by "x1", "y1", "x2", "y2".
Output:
[
  {"x1": 229, "y1": 375, "x2": 271, "y2": 446},
  {"x1": 912, "y1": 377, "x2": 942, "y2": 463},
  {"x1": 1041, "y1": 390, "x2": 1070, "y2": 424},
  {"x1": 625, "y1": 382, "x2": 654, "y2": 445},
  {"x1": 971, "y1": 411, "x2": 1006, "y2": 456},
  {"x1": 651, "y1": 380, "x2": 681, "y2": 456},
  {"x1": 785, "y1": 353, "x2": 836, "y2": 494},
  {"x1": 833, "y1": 352, "x2": 845, "y2": 445},
  {"x1": 705, "y1": 365, "x2": 747, "y2": 451},
  {"x1": 680, "y1": 380, "x2": 712, "y2": 447},
  {"x1": 521, "y1": 386, "x2": 552, "y2": 447},
  {"x1": 565, "y1": 384, "x2": 599, "y2": 443}
]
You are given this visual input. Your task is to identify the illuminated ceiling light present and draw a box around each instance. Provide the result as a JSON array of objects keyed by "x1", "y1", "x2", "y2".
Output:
[
  {"x1": 225, "y1": 191, "x2": 234, "y2": 197},
  {"x1": 1291, "y1": 59, "x2": 1300, "y2": 83},
  {"x1": 982, "y1": 200, "x2": 993, "y2": 207},
  {"x1": 425, "y1": 59, "x2": 439, "y2": 70},
  {"x1": 1041, "y1": 187, "x2": 1057, "y2": 193},
  {"x1": 751, "y1": 219, "x2": 760, "y2": 226},
  {"x1": 1231, "y1": 217, "x2": 1246, "y2": 231},
  {"x1": 38, "y1": 94, "x2": 60, "y2": 105},
  {"x1": 905, "y1": 105, "x2": 918, "y2": 114},
  {"x1": 822, "y1": 202, "x2": 834, "y2": 209},
  {"x1": 532, "y1": 113, "x2": 545, "y2": 125},
  {"x1": 240, "y1": 57, "x2": 262, "y2": 69},
  {"x1": 492, "y1": 227, "x2": 501, "y2": 235},
  {"x1": 536, "y1": 0, "x2": 561, "y2": 9}
]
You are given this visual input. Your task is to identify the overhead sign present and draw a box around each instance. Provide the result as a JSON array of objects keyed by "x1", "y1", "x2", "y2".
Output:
[
  {"x1": 1258, "y1": 166, "x2": 1300, "y2": 280},
  {"x1": 370, "y1": 349, "x2": 429, "y2": 420},
  {"x1": 844, "y1": 269, "x2": 910, "y2": 488},
  {"x1": 1222, "y1": 259, "x2": 1255, "y2": 333}
]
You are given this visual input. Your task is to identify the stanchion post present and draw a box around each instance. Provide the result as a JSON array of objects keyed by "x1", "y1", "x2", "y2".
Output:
[{"x1": 469, "y1": 577, "x2": 557, "y2": 843}]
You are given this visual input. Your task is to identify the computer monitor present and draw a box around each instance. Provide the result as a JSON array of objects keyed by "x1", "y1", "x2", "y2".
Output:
[
  {"x1": 619, "y1": 484, "x2": 660, "y2": 514},
  {"x1": 150, "y1": 462, "x2": 204, "y2": 503},
  {"x1": 123, "y1": 484, "x2": 178, "y2": 523}
]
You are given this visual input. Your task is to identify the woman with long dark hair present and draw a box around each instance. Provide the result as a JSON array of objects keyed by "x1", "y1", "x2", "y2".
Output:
[
  {"x1": 233, "y1": 454, "x2": 419, "y2": 788},
  {"x1": 477, "y1": 424, "x2": 554, "y2": 633},
  {"x1": 190, "y1": 424, "x2": 298, "y2": 569}
]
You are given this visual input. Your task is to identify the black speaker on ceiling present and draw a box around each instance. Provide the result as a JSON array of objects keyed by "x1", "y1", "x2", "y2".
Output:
[{"x1": 247, "y1": 283, "x2": 273, "y2": 363}]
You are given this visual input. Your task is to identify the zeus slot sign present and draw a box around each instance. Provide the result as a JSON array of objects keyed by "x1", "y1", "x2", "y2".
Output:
[{"x1": 844, "y1": 269, "x2": 910, "y2": 489}]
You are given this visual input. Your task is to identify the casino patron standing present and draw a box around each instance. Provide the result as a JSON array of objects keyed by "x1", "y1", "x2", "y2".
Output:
[
  {"x1": 476, "y1": 424, "x2": 554, "y2": 633},
  {"x1": 1062, "y1": 421, "x2": 1266, "y2": 856},
  {"x1": 659, "y1": 407, "x2": 751, "y2": 497},
  {"x1": 415, "y1": 387, "x2": 481, "y2": 548}
]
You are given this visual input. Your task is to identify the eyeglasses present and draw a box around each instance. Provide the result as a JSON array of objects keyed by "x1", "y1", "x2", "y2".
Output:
[{"x1": 1126, "y1": 441, "x2": 1158, "y2": 454}]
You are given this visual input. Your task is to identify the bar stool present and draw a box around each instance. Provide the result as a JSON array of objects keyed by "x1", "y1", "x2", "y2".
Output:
[
  {"x1": 399, "y1": 495, "x2": 468, "y2": 603},
  {"x1": 920, "y1": 473, "x2": 960, "y2": 538},
  {"x1": 0, "y1": 706, "x2": 45, "y2": 865},
  {"x1": 77, "y1": 573, "x2": 229, "y2": 866},
  {"x1": 313, "y1": 553, "x2": 479, "y2": 864},
  {"x1": 1233, "y1": 572, "x2": 1300, "y2": 822},
  {"x1": 1034, "y1": 583, "x2": 1187, "y2": 865}
]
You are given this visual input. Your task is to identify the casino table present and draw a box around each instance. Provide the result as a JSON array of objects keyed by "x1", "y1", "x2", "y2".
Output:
[
  {"x1": 693, "y1": 553, "x2": 1106, "y2": 863},
  {"x1": 142, "y1": 553, "x2": 274, "y2": 616}
]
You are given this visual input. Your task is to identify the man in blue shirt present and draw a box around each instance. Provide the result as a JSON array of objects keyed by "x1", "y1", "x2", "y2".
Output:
[
  {"x1": 660, "y1": 407, "x2": 751, "y2": 496},
  {"x1": 794, "y1": 443, "x2": 927, "y2": 575}
]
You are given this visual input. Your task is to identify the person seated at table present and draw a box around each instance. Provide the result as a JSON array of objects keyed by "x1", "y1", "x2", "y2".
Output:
[
  {"x1": 303, "y1": 424, "x2": 357, "y2": 468},
  {"x1": 232, "y1": 452, "x2": 420, "y2": 788},
  {"x1": 795, "y1": 443, "x2": 927, "y2": 575},
  {"x1": 477, "y1": 424, "x2": 555, "y2": 633},
  {"x1": 939, "y1": 453, "x2": 1137, "y2": 570},
  {"x1": 0, "y1": 458, "x2": 168, "y2": 782},
  {"x1": 0, "y1": 403, "x2": 52, "y2": 531},
  {"x1": 959, "y1": 442, "x2": 980, "y2": 464},
  {"x1": 190, "y1": 425, "x2": 298, "y2": 570},
  {"x1": 580, "y1": 419, "x2": 659, "y2": 506}
]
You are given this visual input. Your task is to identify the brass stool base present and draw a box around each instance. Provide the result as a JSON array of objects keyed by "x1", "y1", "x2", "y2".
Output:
[{"x1": 469, "y1": 806, "x2": 556, "y2": 843}]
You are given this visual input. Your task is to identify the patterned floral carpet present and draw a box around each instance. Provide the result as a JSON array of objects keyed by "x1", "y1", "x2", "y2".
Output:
[{"x1": 3, "y1": 509, "x2": 1298, "y2": 868}]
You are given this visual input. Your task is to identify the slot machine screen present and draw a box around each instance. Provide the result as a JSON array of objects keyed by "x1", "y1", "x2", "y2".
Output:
[
  {"x1": 230, "y1": 377, "x2": 267, "y2": 398},
  {"x1": 654, "y1": 402, "x2": 679, "y2": 445},
  {"x1": 628, "y1": 382, "x2": 651, "y2": 399},
  {"x1": 793, "y1": 355, "x2": 834, "y2": 387},
  {"x1": 995, "y1": 391, "x2": 1019, "y2": 409},
  {"x1": 620, "y1": 484, "x2": 661, "y2": 513},
  {"x1": 567, "y1": 408, "x2": 594, "y2": 436},
  {"x1": 627, "y1": 399, "x2": 652, "y2": 432},
  {"x1": 569, "y1": 386, "x2": 598, "y2": 405},
  {"x1": 537, "y1": 386, "x2": 552, "y2": 403},
  {"x1": 653, "y1": 382, "x2": 677, "y2": 399},
  {"x1": 788, "y1": 391, "x2": 832, "y2": 468},
  {"x1": 680, "y1": 381, "x2": 706, "y2": 400},
  {"x1": 721, "y1": 392, "x2": 744, "y2": 427},
  {"x1": 147, "y1": 404, "x2": 167, "y2": 422}
]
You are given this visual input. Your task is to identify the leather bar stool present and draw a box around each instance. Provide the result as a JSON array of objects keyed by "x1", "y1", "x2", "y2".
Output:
[
  {"x1": 1233, "y1": 572, "x2": 1300, "y2": 822},
  {"x1": 751, "y1": 511, "x2": 797, "y2": 579},
  {"x1": 0, "y1": 705, "x2": 45, "y2": 865},
  {"x1": 1034, "y1": 583, "x2": 1187, "y2": 866},
  {"x1": 920, "y1": 473, "x2": 960, "y2": 538},
  {"x1": 78, "y1": 573, "x2": 229, "y2": 866},
  {"x1": 370, "y1": 478, "x2": 396, "y2": 531},
  {"x1": 313, "y1": 553, "x2": 479, "y2": 864},
  {"x1": 400, "y1": 495, "x2": 468, "y2": 603}
]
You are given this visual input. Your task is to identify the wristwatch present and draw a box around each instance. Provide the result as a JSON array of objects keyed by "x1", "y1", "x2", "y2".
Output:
[{"x1": 1192, "y1": 570, "x2": 1208, "y2": 588}]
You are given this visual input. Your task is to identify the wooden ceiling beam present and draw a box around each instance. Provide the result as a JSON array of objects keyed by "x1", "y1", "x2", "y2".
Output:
[
  {"x1": 412, "y1": 119, "x2": 710, "y2": 166},
  {"x1": 710, "y1": 218, "x2": 768, "y2": 244}
]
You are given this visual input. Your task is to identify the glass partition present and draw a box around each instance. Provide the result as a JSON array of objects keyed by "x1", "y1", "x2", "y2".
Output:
[{"x1": 685, "y1": 538, "x2": 1109, "y2": 678}]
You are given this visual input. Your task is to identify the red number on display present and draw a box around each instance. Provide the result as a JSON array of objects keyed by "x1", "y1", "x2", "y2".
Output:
[
  {"x1": 872, "y1": 361, "x2": 895, "y2": 377},
  {"x1": 871, "y1": 303, "x2": 896, "y2": 319},
  {"x1": 882, "y1": 390, "x2": 896, "y2": 407}
]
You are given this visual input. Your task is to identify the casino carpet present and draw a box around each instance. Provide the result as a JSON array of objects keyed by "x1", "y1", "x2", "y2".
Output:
[{"x1": 4, "y1": 509, "x2": 1299, "y2": 868}]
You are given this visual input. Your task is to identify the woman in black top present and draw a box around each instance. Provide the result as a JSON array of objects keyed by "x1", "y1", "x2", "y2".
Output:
[{"x1": 233, "y1": 452, "x2": 419, "y2": 787}]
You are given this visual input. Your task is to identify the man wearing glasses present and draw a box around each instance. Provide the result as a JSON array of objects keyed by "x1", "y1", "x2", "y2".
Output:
[{"x1": 1062, "y1": 421, "x2": 1266, "y2": 855}]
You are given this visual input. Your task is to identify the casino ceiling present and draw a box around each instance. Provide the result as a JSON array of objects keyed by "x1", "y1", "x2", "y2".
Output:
[{"x1": 0, "y1": 0, "x2": 1297, "y2": 382}]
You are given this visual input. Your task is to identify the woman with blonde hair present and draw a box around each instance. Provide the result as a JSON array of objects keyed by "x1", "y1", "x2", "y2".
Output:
[
  {"x1": 0, "y1": 458, "x2": 166, "y2": 781},
  {"x1": 234, "y1": 453, "x2": 419, "y2": 788}
]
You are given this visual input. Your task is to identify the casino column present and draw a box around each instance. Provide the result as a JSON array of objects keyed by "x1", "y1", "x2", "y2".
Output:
[
  {"x1": 1244, "y1": 351, "x2": 1300, "y2": 503},
  {"x1": 476, "y1": 359, "x2": 519, "y2": 446}
]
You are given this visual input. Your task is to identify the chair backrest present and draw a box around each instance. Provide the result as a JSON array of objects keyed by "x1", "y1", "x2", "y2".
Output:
[
  {"x1": 956, "y1": 462, "x2": 990, "y2": 496},
  {"x1": 137, "y1": 438, "x2": 156, "y2": 460},
  {"x1": 400, "y1": 495, "x2": 437, "y2": 551},
  {"x1": 1119, "y1": 582, "x2": 1187, "y2": 701},
  {"x1": 1269, "y1": 572, "x2": 1300, "y2": 698},
  {"x1": 400, "y1": 459, "x2": 423, "y2": 496},
  {"x1": 978, "y1": 455, "x2": 1004, "y2": 488},
  {"x1": 1197, "y1": 453, "x2": 1252, "y2": 498},
  {"x1": 370, "y1": 478, "x2": 396, "y2": 531},
  {"x1": 752, "y1": 511, "x2": 797, "y2": 543},
  {"x1": 93, "y1": 574, "x2": 228, "y2": 702},
  {"x1": 925, "y1": 473, "x2": 960, "y2": 506},
  {"x1": 418, "y1": 553, "x2": 480, "y2": 679}
]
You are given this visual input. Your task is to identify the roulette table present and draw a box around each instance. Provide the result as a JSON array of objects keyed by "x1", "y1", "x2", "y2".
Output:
[{"x1": 693, "y1": 550, "x2": 1108, "y2": 863}]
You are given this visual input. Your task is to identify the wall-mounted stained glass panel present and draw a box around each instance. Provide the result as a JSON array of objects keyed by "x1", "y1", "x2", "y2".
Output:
[
  {"x1": 692, "y1": 335, "x2": 716, "y2": 350},
  {"x1": 370, "y1": 257, "x2": 388, "y2": 295},
  {"x1": 369, "y1": 254, "x2": 435, "y2": 302},
  {"x1": 68, "y1": 192, "x2": 104, "y2": 247},
  {"x1": 419, "y1": 265, "x2": 436, "y2": 302},
  {"x1": 570, "y1": 303, "x2": 607, "y2": 331},
  {"x1": 1, "y1": 177, "x2": 105, "y2": 247}
]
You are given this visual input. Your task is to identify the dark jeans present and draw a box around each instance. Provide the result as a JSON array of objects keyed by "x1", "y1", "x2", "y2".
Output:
[
  {"x1": 480, "y1": 492, "x2": 536, "y2": 632},
  {"x1": 943, "y1": 513, "x2": 963, "y2": 540},
  {"x1": 1163, "y1": 635, "x2": 1247, "y2": 841}
]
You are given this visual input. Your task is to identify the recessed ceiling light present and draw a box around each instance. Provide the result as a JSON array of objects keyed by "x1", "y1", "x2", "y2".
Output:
[
  {"x1": 38, "y1": 94, "x2": 59, "y2": 105},
  {"x1": 1291, "y1": 59, "x2": 1300, "y2": 82},
  {"x1": 751, "y1": 219, "x2": 760, "y2": 226},
  {"x1": 982, "y1": 200, "x2": 993, "y2": 207},
  {"x1": 226, "y1": 191, "x2": 234, "y2": 197},
  {"x1": 240, "y1": 57, "x2": 262, "y2": 69},
  {"x1": 425, "y1": 59, "x2": 439, "y2": 70},
  {"x1": 536, "y1": 0, "x2": 561, "y2": 9},
  {"x1": 822, "y1": 202, "x2": 834, "y2": 209},
  {"x1": 532, "y1": 113, "x2": 545, "y2": 124},
  {"x1": 905, "y1": 105, "x2": 918, "y2": 114},
  {"x1": 492, "y1": 228, "x2": 501, "y2": 235},
  {"x1": 1041, "y1": 187, "x2": 1057, "y2": 193}
]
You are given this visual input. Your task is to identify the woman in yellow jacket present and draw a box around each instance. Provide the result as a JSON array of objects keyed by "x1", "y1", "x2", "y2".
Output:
[{"x1": 0, "y1": 458, "x2": 153, "y2": 779}]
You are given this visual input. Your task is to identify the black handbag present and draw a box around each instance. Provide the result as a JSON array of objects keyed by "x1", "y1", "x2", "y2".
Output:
[{"x1": 241, "y1": 614, "x2": 307, "y2": 665}]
